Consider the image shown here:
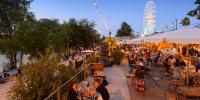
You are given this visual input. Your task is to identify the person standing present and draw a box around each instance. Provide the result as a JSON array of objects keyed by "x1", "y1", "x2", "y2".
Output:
[{"x1": 195, "y1": 54, "x2": 200, "y2": 72}]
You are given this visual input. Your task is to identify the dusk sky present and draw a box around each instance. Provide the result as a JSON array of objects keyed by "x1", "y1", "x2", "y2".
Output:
[{"x1": 30, "y1": 0, "x2": 199, "y2": 36}]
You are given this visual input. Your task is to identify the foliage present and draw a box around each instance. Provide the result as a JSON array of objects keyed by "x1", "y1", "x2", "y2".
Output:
[
  {"x1": 116, "y1": 22, "x2": 133, "y2": 37},
  {"x1": 10, "y1": 51, "x2": 76, "y2": 100},
  {"x1": 0, "y1": 0, "x2": 34, "y2": 37},
  {"x1": 0, "y1": 0, "x2": 34, "y2": 68},
  {"x1": 0, "y1": 0, "x2": 99, "y2": 69},
  {"x1": 87, "y1": 55, "x2": 100, "y2": 63},
  {"x1": 103, "y1": 38, "x2": 117, "y2": 45},
  {"x1": 67, "y1": 18, "x2": 100, "y2": 49},
  {"x1": 0, "y1": 37, "x2": 18, "y2": 68},
  {"x1": 181, "y1": 17, "x2": 191, "y2": 26},
  {"x1": 0, "y1": 17, "x2": 100, "y2": 68},
  {"x1": 36, "y1": 18, "x2": 63, "y2": 54},
  {"x1": 103, "y1": 37, "x2": 117, "y2": 52},
  {"x1": 181, "y1": 0, "x2": 200, "y2": 26},
  {"x1": 111, "y1": 50, "x2": 124, "y2": 64},
  {"x1": 187, "y1": 0, "x2": 200, "y2": 20}
]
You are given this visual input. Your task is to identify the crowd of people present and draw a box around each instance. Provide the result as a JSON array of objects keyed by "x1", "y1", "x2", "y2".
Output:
[{"x1": 121, "y1": 44, "x2": 195, "y2": 92}]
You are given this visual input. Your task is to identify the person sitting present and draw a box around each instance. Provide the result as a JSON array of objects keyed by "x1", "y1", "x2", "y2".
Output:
[
  {"x1": 173, "y1": 59, "x2": 181, "y2": 79},
  {"x1": 67, "y1": 81, "x2": 79, "y2": 100},
  {"x1": 94, "y1": 79, "x2": 110, "y2": 100},
  {"x1": 179, "y1": 58, "x2": 186, "y2": 67},
  {"x1": 128, "y1": 56, "x2": 135, "y2": 74},
  {"x1": 135, "y1": 64, "x2": 145, "y2": 79},
  {"x1": 163, "y1": 57, "x2": 170, "y2": 74}
]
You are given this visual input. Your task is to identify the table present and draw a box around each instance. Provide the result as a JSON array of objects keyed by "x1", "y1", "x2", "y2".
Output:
[
  {"x1": 189, "y1": 72, "x2": 200, "y2": 77},
  {"x1": 81, "y1": 90, "x2": 102, "y2": 100},
  {"x1": 176, "y1": 86, "x2": 200, "y2": 99},
  {"x1": 93, "y1": 71, "x2": 105, "y2": 81},
  {"x1": 169, "y1": 79, "x2": 184, "y2": 90},
  {"x1": 189, "y1": 72, "x2": 200, "y2": 86}
]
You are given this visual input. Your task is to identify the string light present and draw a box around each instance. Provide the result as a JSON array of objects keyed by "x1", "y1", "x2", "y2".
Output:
[{"x1": 91, "y1": 0, "x2": 110, "y2": 35}]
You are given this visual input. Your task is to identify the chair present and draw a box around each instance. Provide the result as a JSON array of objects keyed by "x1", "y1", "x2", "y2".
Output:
[
  {"x1": 148, "y1": 70, "x2": 160, "y2": 87},
  {"x1": 151, "y1": 76, "x2": 160, "y2": 87},
  {"x1": 168, "y1": 75, "x2": 185, "y2": 90},
  {"x1": 164, "y1": 91, "x2": 177, "y2": 100}
]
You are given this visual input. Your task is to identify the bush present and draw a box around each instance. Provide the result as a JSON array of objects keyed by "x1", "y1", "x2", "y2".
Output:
[
  {"x1": 87, "y1": 55, "x2": 100, "y2": 63},
  {"x1": 10, "y1": 53, "x2": 76, "y2": 100},
  {"x1": 111, "y1": 50, "x2": 124, "y2": 65}
]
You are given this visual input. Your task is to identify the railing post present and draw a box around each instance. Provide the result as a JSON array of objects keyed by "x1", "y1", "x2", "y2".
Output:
[{"x1": 57, "y1": 89, "x2": 61, "y2": 100}]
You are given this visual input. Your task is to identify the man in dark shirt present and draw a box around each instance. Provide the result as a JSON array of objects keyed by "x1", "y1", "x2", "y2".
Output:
[
  {"x1": 67, "y1": 81, "x2": 78, "y2": 100},
  {"x1": 94, "y1": 79, "x2": 110, "y2": 100}
]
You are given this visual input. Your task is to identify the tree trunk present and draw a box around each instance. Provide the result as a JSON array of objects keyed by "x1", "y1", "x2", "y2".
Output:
[
  {"x1": 8, "y1": 52, "x2": 17, "y2": 69},
  {"x1": 20, "y1": 49, "x2": 23, "y2": 68}
]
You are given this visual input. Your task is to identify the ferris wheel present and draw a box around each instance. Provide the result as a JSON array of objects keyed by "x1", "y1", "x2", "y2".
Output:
[{"x1": 142, "y1": 0, "x2": 156, "y2": 37}]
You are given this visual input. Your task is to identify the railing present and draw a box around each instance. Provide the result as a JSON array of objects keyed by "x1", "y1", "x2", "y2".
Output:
[{"x1": 44, "y1": 63, "x2": 92, "y2": 100}]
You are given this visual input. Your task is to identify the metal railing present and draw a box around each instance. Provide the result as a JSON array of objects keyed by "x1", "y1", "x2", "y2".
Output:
[{"x1": 44, "y1": 63, "x2": 92, "y2": 100}]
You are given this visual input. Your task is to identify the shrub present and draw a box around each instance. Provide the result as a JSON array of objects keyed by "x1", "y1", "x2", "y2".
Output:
[
  {"x1": 10, "y1": 53, "x2": 76, "y2": 100},
  {"x1": 87, "y1": 55, "x2": 100, "y2": 63},
  {"x1": 111, "y1": 50, "x2": 124, "y2": 65}
]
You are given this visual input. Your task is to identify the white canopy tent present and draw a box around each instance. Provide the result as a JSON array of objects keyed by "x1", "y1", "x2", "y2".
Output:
[
  {"x1": 127, "y1": 37, "x2": 145, "y2": 44},
  {"x1": 129, "y1": 28, "x2": 200, "y2": 44}
]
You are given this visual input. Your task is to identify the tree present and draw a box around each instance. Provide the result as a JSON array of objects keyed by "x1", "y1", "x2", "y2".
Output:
[
  {"x1": 0, "y1": 37, "x2": 19, "y2": 69},
  {"x1": 187, "y1": 0, "x2": 200, "y2": 20},
  {"x1": 67, "y1": 18, "x2": 100, "y2": 49},
  {"x1": 37, "y1": 18, "x2": 63, "y2": 53},
  {"x1": 181, "y1": 0, "x2": 200, "y2": 26},
  {"x1": 181, "y1": 17, "x2": 191, "y2": 26},
  {"x1": 15, "y1": 18, "x2": 62, "y2": 58},
  {"x1": 0, "y1": 0, "x2": 33, "y2": 37},
  {"x1": 10, "y1": 51, "x2": 76, "y2": 100},
  {"x1": 13, "y1": 18, "x2": 37, "y2": 66},
  {"x1": 116, "y1": 22, "x2": 133, "y2": 37},
  {"x1": 0, "y1": 0, "x2": 34, "y2": 69}
]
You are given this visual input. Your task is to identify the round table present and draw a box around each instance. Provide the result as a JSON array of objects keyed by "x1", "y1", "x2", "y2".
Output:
[{"x1": 176, "y1": 86, "x2": 200, "y2": 99}]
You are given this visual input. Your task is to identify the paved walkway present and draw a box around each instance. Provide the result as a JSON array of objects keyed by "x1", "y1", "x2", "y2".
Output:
[
  {"x1": 104, "y1": 66, "x2": 131, "y2": 100},
  {"x1": 0, "y1": 79, "x2": 14, "y2": 100}
]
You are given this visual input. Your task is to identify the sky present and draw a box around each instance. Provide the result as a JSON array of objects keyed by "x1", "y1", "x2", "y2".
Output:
[{"x1": 30, "y1": 0, "x2": 199, "y2": 36}]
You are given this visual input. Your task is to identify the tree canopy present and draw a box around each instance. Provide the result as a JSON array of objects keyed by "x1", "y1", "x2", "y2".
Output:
[
  {"x1": 181, "y1": 17, "x2": 191, "y2": 26},
  {"x1": 181, "y1": 0, "x2": 200, "y2": 26},
  {"x1": 187, "y1": 0, "x2": 200, "y2": 20},
  {"x1": 10, "y1": 51, "x2": 76, "y2": 100},
  {"x1": 116, "y1": 22, "x2": 133, "y2": 37},
  {"x1": 0, "y1": 18, "x2": 100, "y2": 68},
  {"x1": 66, "y1": 18, "x2": 100, "y2": 49},
  {"x1": 0, "y1": 0, "x2": 34, "y2": 37}
]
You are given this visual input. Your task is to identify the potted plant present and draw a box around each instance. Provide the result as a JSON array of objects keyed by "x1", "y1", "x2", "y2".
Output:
[{"x1": 111, "y1": 50, "x2": 124, "y2": 65}]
